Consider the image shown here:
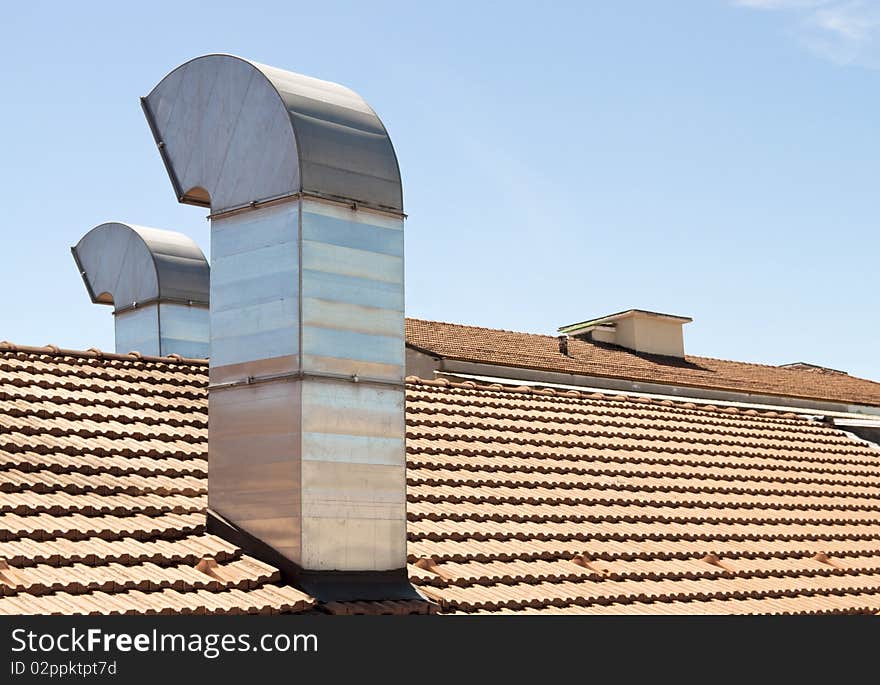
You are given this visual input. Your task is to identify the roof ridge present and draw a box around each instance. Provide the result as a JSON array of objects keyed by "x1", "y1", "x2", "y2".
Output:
[
  {"x1": 0, "y1": 341, "x2": 209, "y2": 367},
  {"x1": 405, "y1": 317, "x2": 544, "y2": 338},
  {"x1": 403, "y1": 375, "x2": 804, "y2": 421}
]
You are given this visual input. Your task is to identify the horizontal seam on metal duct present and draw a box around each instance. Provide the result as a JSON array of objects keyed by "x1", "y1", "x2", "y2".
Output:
[
  {"x1": 208, "y1": 369, "x2": 406, "y2": 392},
  {"x1": 112, "y1": 297, "x2": 210, "y2": 315},
  {"x1": 204, "y1": 190, "x2": 407, "y2": 221}
]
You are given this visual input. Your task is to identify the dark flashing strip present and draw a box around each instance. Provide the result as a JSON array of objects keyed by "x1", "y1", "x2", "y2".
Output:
[{"x1": 206, "y1": 510, "x2": 429, "y2": 605}]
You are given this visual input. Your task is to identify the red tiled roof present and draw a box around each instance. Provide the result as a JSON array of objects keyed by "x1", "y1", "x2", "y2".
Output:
[
  {"x1": 404, "y1": 377, "x2": 880, "y2": 614},
  {"x1": 0, "y1": 344, "x2": 312, "y2": 615},
  {"x1": 405, "y1": 318, "x2": 880, "y2": 408},
  {"x1": 3, "y1": 335, "x2": 880, "y2": 614}
]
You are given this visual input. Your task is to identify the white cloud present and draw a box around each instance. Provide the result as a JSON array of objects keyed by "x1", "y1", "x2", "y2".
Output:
[{"x1": 736, "y1": 0, "x2": 880, "y2": 68}]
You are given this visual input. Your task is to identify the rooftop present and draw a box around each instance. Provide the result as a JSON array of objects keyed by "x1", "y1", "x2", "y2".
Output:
[
  {"x1": 3, "y1": 332, "x2": 880, "y2": 615},
  {"x1": 406, "y1": 318, "x2": 880, "y2": 409}
]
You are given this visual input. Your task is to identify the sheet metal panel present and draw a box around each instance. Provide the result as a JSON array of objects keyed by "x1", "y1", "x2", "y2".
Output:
[
  {"x1": 157, "y1": 303, "x2": 209, "y2": 359},
  {"x1": 300, "y1": 379, "x2": 406, "y2": 567},
  {"x1": 209, "y1": 380, "x2": 302, "y2": 564},
  {"x1": 299, "y1": 199, "x2": 406, "y2": 566},
  {"x1": 299, "y1": 378, "x2": 406, "y2": 570},
  {"x1": 302, "y1": 270, "x2": 404, "y2": 311},
  {"x1": 210, "y1": 202, "x2": 300, "y2": 370},
  {"x1": 114, "y1": 306, "x2": 160, "y2": 356},
  {"x1": 300, "y1": 200, "x2": 405, "y2": 382},
  {"x1": 301, "y1": 380, "x2": 405, "y2": 460}
]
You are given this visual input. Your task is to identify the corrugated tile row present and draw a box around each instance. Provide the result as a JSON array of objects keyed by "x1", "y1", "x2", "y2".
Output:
[
  {"x1": 404, "y1": 377, "x2": 880, "y2": 614},
  {"x1": 0, "y1": 348, "x2": 314, "y2": 615},
  {"x1": 6, "y1": 340, "x2": 880, "y2": 615}
]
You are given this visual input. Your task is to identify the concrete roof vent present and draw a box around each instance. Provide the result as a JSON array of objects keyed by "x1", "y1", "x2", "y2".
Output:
[
  {"x1": 559, "y1": 309, "x2": 692, "y2": 359},
  {"x1": 72, "y1": 222, "x2": 210, "y2": 358}
]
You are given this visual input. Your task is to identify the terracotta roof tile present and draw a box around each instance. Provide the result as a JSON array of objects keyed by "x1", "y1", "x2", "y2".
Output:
[
  {"x1": 0, "y1": 349, "x2": 315, "y2": 615},
  {"x1": 403, "y1": 376, "x2": 880, "y2": 613},
  {"x1": 406, "y1": 318, "x2": 880, "y2": 407}
]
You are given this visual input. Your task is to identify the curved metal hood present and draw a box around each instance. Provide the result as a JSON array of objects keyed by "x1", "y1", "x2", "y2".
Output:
[
  {"x1": 142, "y1": 54, "x2": 403, "y2": 214},
  {"x1": 72, "y1": 222, "x2": 209, "y2": 312}
]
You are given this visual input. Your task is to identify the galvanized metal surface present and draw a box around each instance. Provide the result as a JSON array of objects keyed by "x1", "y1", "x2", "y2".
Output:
[
  {"x1": 149, "y1": 55, "x2": 407, "y2": 573},
  {"x1": 143, "y1": 54, "x2": 403, "y2": 214},
  {"x1": 113, "y1": 303, "x2": 209, "y2": 358},
  {"x1": 299, "y1": 377, "x2": 406, "y2": 571},
  {"x1": 72, "y1": 222, "x2": 210, "y2": 357},
  {"x1": 209, "y1": 375, "x2": 303, "y2": 563},
  {"x1": 210, "y1": 202, "x2": 300, "y2": 371},
  {"x1": 208, "y1": 199, "x2": 406, "y2": 571},
  {"x1": 300, "y1": 200, "x2": 405, "y2": 382},
  {"x1": 155, "y1": 303, "x2": 210, "y2": 358},
  {"x1": 114, "y1": 306, "x2": 160, "y2": 356}
]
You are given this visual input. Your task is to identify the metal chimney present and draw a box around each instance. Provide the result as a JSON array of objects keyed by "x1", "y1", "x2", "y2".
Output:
[
  {"x1": 143, "y1": 55, "x2": 411, "y2": 600},
  {"x1": 72, "y1": 222, "x2": 210, "y2": 358}
]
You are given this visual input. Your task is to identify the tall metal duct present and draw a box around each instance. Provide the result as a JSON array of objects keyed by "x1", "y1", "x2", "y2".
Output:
[
  {"x1": 143, "y1": 55, "x2": 411, "y2": 600},
  {"x1": 72, "y1": 222, "x2": 210, "y2": 358}
]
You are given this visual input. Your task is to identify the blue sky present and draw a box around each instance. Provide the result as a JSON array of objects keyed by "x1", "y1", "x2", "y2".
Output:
[{"x1": 1, "y1": 1, "x2": 878, "y2": 378}]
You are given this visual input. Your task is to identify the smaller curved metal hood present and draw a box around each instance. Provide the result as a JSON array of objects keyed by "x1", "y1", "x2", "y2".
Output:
[
  {"x1": 72, "y1": 222, "x2": 210, "y2": 358},
  {"x1": 72, "y1": 222, "x2": 209, "y2": 313}
]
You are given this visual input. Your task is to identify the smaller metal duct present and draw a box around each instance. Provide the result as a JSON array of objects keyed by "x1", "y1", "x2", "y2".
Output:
[{"x1": 72, "y1": 222, "x2": 210, "y2": 358}]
